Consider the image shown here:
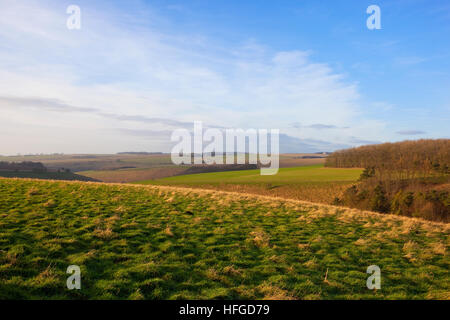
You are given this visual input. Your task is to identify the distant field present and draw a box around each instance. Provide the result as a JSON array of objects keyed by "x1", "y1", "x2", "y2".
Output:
[
  {"x1": 0, "y1": 153, "x2": 325, "y2": 176},
  {"x1": 0, "y1": 154, "x2": 174, "y2": 172},
  {"x1": 80, "y1": 167, "x2": 187, "y2": 183},
  {"x1": 137, "y1": 165, "x2": 363, "y2": 204},
  {"x1": 0, "y1": 178, "x2": 447, "y2": 299},
  {"x1": 279, "y1": 155, "x2": 325, "y2": 168}
]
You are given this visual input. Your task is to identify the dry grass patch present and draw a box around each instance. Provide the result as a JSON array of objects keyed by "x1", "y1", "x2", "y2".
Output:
[
  {"x1": 354, "y1": 238, "x2": 369, "y2": 246},
  {"x1": 27, "y1": 187, "x2": 40, "y2": 196},
  {"x1": 222, "y1": 266, "x2": 242, "y2": 277},
  {"x1": 403, "y1": 241, "x2": 419, "y2": 261},
  {"x1": 42, "y1": 199, "x2": 56, "y2": 208},
  {"x1": 3, "y1": 252, "x2": 18, "y2": 266},
  {"x1": 93, "y1": 226, "x2": 116, "y2": 239},
  {"x1": 36, "y1": 266, "x2": 57, "y2": 283},
  {"x1": 430, "y1": 242, "x2": 446, "y2": 255},
  {"x1": 121, "y1": 221, "x2": 138, "y2": 229},
  {"x1": 114, "y1": 206, "x2": 128, "y2": 214},
  {"x1": 297, "y1": 243, "x2": 310, "y2": 250},
  {"x1": 249, "y1": 229, "x2": 270, "y2": 248},
  {"x1": 257, "y1": 283, "x2": 296, "y2": 300},
  {"x1": 205, "y1": 268, "x2": 221, "y2": 281},
  {"x1": 304, "y1": 258, "x2": 319, "y2": 269},
  {"x1": 164, "y1": 227, "x2": 174, "y2": 237}
]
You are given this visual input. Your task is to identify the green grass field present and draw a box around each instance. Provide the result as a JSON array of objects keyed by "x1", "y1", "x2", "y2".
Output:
[
  {"x1": 0, "y1": 178, "x2": 448, "y2": 299},
  {"x1": 138, "y1": 164, "x2": 361, "y2": 186},
  {"x1": 137, "y1": 165, "x2": 363, "y2": 205}
]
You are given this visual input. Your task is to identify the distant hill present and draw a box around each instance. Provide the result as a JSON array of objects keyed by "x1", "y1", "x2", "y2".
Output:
[{"x1": 117, "y1": 152, "x2": 163, "y2": 155}]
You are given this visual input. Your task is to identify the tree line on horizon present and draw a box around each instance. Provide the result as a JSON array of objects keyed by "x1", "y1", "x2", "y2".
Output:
[
  {"x1": 325, "y1": 139, "x2": 449, "y2": 176},
  {"x1": 0, "y1": 161, "x2": 47, "y2": 172}
]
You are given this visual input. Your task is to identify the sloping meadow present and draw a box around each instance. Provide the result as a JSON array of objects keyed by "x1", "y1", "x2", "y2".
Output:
[{"x1": 0, "y1": 178, "x2": 448, "y2": 299}]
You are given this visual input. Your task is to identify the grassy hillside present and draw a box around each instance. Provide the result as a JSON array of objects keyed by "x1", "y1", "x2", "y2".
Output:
[
  {"x1": 137, "y1": 165, "x2": 363, "y2": 204},
  {"x1": 0, "y1": 178, "x2": 448, "y2": 299}
]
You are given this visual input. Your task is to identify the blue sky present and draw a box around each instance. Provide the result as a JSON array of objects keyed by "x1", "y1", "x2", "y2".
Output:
[{"x1": 0, "y1": 0, "x2": 449, "y2": 154}]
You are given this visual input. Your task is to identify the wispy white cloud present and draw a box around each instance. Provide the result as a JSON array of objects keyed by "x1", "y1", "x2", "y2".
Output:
[
  {"x1": 396, "y1": 130, "x2": 426, "y2": 135},
  {"x1": 394, "y1": 56, "x2": 427, "y2": 66}
]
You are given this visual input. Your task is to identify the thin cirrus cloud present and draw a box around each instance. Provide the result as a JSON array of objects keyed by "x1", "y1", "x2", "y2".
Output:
[
  {"x1": 396, "y1": 130, "x2": 427, "y2": 135},
  {"x1": 0, "y1": 96, "x2": 97, "y2": 113},
  {"x1": 394, "y1": 56, "x2": 427, "y2": 66},
  {"x1": 349, "y1": 137, "x2": 382, "y2": 145},
  {"x1": 0, "y1": 96, "x2": 193, "y2": 129},
  {"x1": 307, "y1": 124, "x2": 339, "y2": 130},
  {"x1": 290, "y1": 122, "x2": 350, "y2": 130}
]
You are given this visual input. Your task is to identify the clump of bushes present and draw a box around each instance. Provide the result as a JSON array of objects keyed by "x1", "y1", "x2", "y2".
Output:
[{"x1": 335, "y1": 170, "x2": 449, "y2": 222}]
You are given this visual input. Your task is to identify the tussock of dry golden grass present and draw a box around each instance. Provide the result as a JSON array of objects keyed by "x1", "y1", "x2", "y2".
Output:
[{"x1": 257, "y1": 283, "x2": 296, "y2": 300}]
